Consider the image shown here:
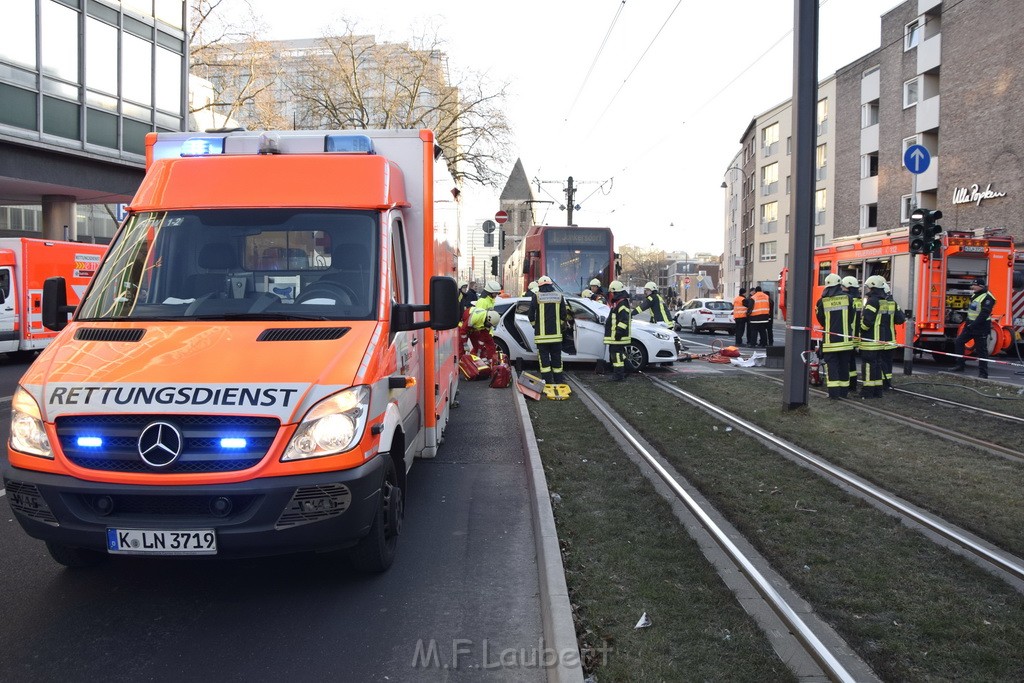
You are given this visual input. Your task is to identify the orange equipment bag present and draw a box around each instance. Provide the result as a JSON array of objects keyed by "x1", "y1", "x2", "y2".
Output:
[
  {"x1": 720, "y1": 346, "x2": 742, "y2": 358},
  {"x1": 489, "y1": 353, "x2": 512, "y2": 388}
]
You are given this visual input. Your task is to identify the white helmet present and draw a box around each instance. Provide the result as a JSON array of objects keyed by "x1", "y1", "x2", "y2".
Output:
[
  {"x1": 589, "y1": 278, "x2": 602, "y2": 287},
  {"x1": 883, "y1": 283, "x2": 891, "y2": 294},
  {"x1": 823, "y1": 273, "x2": 842, "y2": 287},
  {"x1": 644, "y1": 281, "x2": 657, "y2": 291},
  {"x1": 538, "y1": 276, "x2": 553, "y2": 286},
  {"x1": 528, "y1": 281, "x2": 539, "y2": 292},
  {"x1": 486, "y1": 310, "x2": 500, "y2": 327},
  {"x1": 608, "y1": 280, "x2": 625, "y2": 293},
  {"x1": 841, "y1": 276, "x2": 859, "y2": 288},
  {"x1": 580, "y1": 289, "x2": 593, "y2": 299},
  {"x1": 865, "y1": 274, "x2": 887, "y2": 289},
  {"x1": 484, "y1": 280, "x2": 502, "y2": 295}
]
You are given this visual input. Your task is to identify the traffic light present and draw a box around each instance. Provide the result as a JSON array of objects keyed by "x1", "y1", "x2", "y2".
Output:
[
  {"x1": 909, "y1": 208, "x2": 943, "y2": 256},
  {"x1": 500, "y1": 229, "x2": 506, "y2": 251},
  {"x1": 490, "y1": 255, "x2": 498, "y2": 276}
]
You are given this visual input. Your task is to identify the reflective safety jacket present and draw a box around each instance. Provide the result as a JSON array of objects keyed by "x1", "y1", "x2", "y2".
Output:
[
  {"x1": 604, "y1": 296, "x2": 632, "y2": 345},
  {"x1": 815, "y1": 285, "x2": 854, "y2": 351},
  {"x1": 632, "y1": 291, "x2": 671, "y2": 325},
  {"x1": 468, "y1": 293, "x2": 496, "y2": 330},
  {"x1": 847, "y1": 287, "x2": 863, "y2": 348},
  {"x1": 749, "y1": 291, "x2": 770, "y2": 320},
  {"x1": 732, "y1": 295, "x2": 749, "y2": 319},
  {"x1": 860, "y1": 289, "x2": 905, "y2": 350},
  {"x1": 528, "y1": 285, "x2": 571, "y2": 343},
  {"x1": 965, "y1": 290, "x2": 996, "y2": 333}
]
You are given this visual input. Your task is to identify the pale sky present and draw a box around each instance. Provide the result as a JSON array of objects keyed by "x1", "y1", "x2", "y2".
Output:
[{"x1": 240, "y1": 0, "x2": 899, "y2": 255}]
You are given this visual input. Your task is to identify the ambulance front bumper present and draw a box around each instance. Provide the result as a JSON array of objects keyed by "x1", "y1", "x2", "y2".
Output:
[{"x1": 2, "y1": 455, "x2": 384, "y2": 559}]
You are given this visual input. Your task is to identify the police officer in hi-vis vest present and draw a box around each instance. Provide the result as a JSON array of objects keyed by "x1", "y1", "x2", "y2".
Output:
[{"x1": 951, "y1": 277, "x2": 996, "y2": 378}]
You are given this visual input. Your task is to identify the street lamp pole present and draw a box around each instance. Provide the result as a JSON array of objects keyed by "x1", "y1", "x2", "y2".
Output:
[{"x1": 722, "y1": 165, "x2": 745, "y2": 294}]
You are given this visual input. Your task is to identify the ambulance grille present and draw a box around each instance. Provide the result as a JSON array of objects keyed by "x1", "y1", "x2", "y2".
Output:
[
  {"x1": 75, "y1": 328, "x2": 146, "y2": 342},
  {"x1": 55, "y1": 415, "x2": 279, "y2": 473},
  {"x1": 257, "y1": 327, "x2": 349, "y2": 342}
]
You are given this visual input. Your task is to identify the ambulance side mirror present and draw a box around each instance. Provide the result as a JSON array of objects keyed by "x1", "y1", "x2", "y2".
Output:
[
  {"x1": 42, "y1": 276, "x2": 74, "y2": 331},
  {"x1": 392, "y1": 276, "x2": 459, "y2": 331}
]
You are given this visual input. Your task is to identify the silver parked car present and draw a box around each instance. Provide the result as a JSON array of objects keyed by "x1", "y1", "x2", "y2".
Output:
[{"x1": 674, "y1": 298, "x2": 735, "y2": 334}]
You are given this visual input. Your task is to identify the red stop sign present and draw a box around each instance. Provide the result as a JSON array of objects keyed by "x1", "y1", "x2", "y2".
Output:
[{"x1": 494, "y1": 210, "x2": 508, "y2": 224}]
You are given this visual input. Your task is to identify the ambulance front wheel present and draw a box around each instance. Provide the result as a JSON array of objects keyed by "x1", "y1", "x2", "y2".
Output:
[
  {"x1": 350, "y1": 454, "x2": 403, "y2": 573},
  {"x1": 46, "y1": 541, "x2": 106, "y2": 569}
]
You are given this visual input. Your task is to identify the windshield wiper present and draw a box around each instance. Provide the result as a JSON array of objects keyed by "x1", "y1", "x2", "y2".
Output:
[{"x1": 186, "y1": 313, "x2": 338, "y2": 321}]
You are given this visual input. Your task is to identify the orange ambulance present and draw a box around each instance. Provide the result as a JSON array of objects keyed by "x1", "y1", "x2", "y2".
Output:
[{"x1": 3, "y1": 129, "x2": 460, "y2": 572}]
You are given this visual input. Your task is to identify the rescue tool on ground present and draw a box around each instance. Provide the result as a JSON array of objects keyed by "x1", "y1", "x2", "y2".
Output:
[{"x1": 3, "y1": 129, "x2": 462, "y2": 573}]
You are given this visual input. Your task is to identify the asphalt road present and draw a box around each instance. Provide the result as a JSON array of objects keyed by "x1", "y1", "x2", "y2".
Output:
[{"x1": 0, "y1": 358, "x2": 545, "y2": 682}]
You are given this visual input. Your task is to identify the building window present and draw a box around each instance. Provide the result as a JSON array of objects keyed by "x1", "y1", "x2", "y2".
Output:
[
  {"x1": 786, "y1": 175, "x2": 791, "y2": 195},
  {"x1": 759, "y1": 241, "x2": 777, "y2": 262},
  {"x1": 904, "y1": 78, "x2": 919, "y2": 108},
  {"x1": 786, "y1": 136, "x2": 792, "y2": 156},
  {"x1": 761, "y1": 201, "x2": 778, "y2": 234},
  {"x1": 761, "y1": 162, "x2": 779, "y2": 196},
  {"x1": 814, "y1": 234, "x2": 825, "y2": 248},
  {"x1": 860, "y1": 204, "x2": 878, "y2": 230},
  {"x1": 761, "y1": 122, "x2": 779, "y2": 157},
  {"x1": 815, "y1": 188, "x2": 827, "y2": 226},
  {"x1": 861, "y1": 153, "x2": 879, "y2": 178},
  {"x1": 1, "y1": 0, "x2": 37, "y2": 69},
  {"x1": 42, "y1": 0, "x2": 80, "y2": 83},
  {"x1": 900, "y1": 195, "x2": 914, "y2": 223},
  {"x1": 905, "y1": 18, "x2": 923, "y2": 50},
  {"x1": 902, "y1": 136, "x2": 921, "y2": 166},
  {"x1": 785, "y1": 214, "x2": 791, "y2": 233},
  {"x1": 861, "y1": 101, "x2": 879, "y2": 128},
  {"x1": 816, "y1": 144, "x2": 827, "y2": 181},
  {"x1": 816, "y1": 98, "x2": 829, "y2": 136}
]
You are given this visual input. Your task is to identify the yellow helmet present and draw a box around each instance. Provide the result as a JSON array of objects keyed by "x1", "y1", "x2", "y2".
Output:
[
  {"x1": 580, "y1": 289, "x2": 593, "y2": 298},
  {"x1": 608, "y1": 280, "x2": 625, "y2": 293},
  {"x1": 823, "y1": 273, "x2": 842, "y2": 287},
  {"x1": 528, "y1": 281, "x2": 539, "y2": 292},
  {"x1": 486, "y1": 310, "x2": 500, "y2": 327}
]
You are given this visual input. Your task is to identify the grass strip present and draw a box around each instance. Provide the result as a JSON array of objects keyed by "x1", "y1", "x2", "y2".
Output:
[
  {"x1": 584, "y1": 373, "x2": 1024, "y2": 681},
  {"x1": 527, "y1": 395, "x2": 794, "y2": 682},
  {"x1": 673, "y1": 373, "x2": 1024, "y2": 559}
]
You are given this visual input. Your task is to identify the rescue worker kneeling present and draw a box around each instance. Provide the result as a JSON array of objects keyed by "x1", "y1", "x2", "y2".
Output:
[
  {"x1": 604, "y1": 280, "x2": 632, "y2": 381},
  {"x1": 814, "y1": 273, "x2": 854, "y2": 399},
  {"x1": 528, "y1": 275, "x2": 572, "y2": 385}
]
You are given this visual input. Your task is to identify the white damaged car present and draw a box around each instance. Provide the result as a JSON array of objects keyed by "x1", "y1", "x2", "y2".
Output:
[{"x1": 492, "y1": 296, "x2": 683, "y2": 372}]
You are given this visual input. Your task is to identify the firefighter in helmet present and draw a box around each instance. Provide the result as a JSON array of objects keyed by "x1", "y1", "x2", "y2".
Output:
[
  {"x1": 841, "y1": 276, "x2": 862, "y2": 393},
  {"x1": 603, "y1": 280, "x2": 632, "y2": 381},
  {"x1": 859, "y1": 275, "x2": 903, "y2": 398},
  {"x1": 528, "y1": 275, "x2": 572, "y2": 385},
  {"x1": 632, "y1": 281, "x2": 672, "y2": 328},
  {"x1": 467, "y1": 280, "x2": 502, "y2": 361},
  {"x1": 815, "y1": 273, "x2": 854, "y2": 399},
  {"x1": 880, "y1": 281, "x2": 905, "y2": 389},
  {"x1": 588, "y1": 278, "x2": 607, "y2": 304}
]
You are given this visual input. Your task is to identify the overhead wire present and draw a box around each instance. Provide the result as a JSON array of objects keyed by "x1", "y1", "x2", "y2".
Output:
[{"x1": 564, "y1": 0, "x2": 627, "y2": 124}]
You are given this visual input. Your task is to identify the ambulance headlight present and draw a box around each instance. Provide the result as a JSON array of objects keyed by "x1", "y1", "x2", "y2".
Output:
[
  {"x1": 10, "y1": 387, "x2": 52, "y2": 459},
  {"x1": 282, "y1": 386, "x2": 370, "y2": 461}
]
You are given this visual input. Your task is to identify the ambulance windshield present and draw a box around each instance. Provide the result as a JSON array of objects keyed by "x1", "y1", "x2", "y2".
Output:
[{"x1": 77, "y1": 208, "x2": 380, "y2": 321}]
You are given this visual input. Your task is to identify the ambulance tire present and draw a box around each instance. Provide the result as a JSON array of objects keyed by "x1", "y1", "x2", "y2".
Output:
[
  {"x1": 350, "y1": 454, "x2": 403, "y2": 573},
  {"x1": 46, "y1": 542, "x2": 106, "y2": 569}
]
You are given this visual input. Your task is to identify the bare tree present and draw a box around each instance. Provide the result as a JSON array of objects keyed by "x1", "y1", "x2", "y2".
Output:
[
  {"x1": 618, "y1": 244, "x2": 665, "y2": 288},
  {"x1": 188, "y1": 0, "x2": 285, "y2": 129},
  {"x1": 286, "y1": 20, "x2": 512, "y2": 187}
]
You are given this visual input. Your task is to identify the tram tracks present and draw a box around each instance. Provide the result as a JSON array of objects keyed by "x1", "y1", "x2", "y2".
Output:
[{"x1": 557, "y1": 369, "x2": 1024, "y2": 681}]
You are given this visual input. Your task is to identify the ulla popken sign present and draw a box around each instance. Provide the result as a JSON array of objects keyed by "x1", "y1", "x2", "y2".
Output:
[{"x1": 952, "y1": 183, "x2": 1007, "y2": 207}]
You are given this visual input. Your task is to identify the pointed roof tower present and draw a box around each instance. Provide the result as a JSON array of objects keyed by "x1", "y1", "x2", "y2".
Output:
[{"x1": 499, "y1": 158, "x2": 534, "y2": 203}]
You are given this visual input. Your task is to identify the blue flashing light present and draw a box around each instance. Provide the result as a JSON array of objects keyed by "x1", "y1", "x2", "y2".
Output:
[
  {"x1": 77, "y1": 436, "x2": 104, "y2": 448},
  {"x1": 325, "y1": 134, "x2": 374, "y2": 154},
  {"x1": 180, "y1": 137, "x2": 225, "y2": 157},
  {"x1": 220, "y1": 438, "x2": 248, "y2": 450}
]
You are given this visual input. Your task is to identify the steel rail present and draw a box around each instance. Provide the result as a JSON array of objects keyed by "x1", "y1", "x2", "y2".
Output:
[
  {"x1": 569, "y1": 377, "x2": 857, "y2": 683},
  {"x1": 648, "y1": 374, "x2": 1024, "y2": 584},
  {"x1": 892, "y1": 387, "x2": 1024, "y2": 425}
]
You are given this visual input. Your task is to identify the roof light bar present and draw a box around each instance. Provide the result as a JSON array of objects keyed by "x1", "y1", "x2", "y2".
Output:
[{"x1": 325, "y1": 134, "x2": 374, "y2": 154}]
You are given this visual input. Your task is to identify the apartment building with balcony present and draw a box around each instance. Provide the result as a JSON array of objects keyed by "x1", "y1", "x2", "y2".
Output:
[
  {"x1": 723, "y1": 75, "x2": 837, "y2": 297},
  {"x1": 835, "y1": 0, "x2": 1024, "y2": 243}
]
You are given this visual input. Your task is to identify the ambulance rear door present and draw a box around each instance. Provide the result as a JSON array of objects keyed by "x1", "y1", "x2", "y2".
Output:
[{"x1": 0, "y1": 249, "x2": 18, "y2": 353}]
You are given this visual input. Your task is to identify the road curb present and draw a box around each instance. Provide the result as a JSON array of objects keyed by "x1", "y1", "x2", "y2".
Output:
[{"x1": 512, "y1": 375, "x2": 584, "y2": 683}]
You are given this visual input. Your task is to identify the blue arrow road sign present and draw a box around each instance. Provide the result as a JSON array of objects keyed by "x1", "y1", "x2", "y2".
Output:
[{"x1": 904, "y1": 144, "x2": 931, "y2": 174}]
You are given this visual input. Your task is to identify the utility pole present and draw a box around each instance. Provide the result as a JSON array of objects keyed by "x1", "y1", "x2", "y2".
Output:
[{"x1": 565, "y1": 176, "x2": 576, "y2": 226}]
